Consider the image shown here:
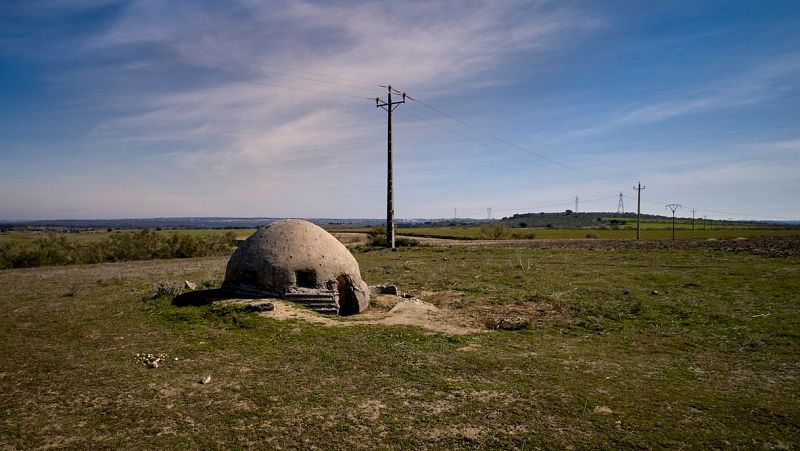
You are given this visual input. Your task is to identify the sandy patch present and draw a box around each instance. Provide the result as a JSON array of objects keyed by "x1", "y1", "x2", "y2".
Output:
[{"x1": 223, "y1": 297, "x2": 482, "y2": 335}]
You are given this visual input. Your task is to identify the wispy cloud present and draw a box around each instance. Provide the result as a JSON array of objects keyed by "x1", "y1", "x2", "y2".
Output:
[
  {"x1": 79, "y1": 0, "x2": 601, "y2": 197},
  {"x1": 555, "y1": 52, "x2": 800, "y2": 141}
]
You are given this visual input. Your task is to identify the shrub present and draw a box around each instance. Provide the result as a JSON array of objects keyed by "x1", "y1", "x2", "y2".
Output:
[
  {"x1": 152, "y1": 282, "x2": 182, "y2": 299},
  {"x1": 480, "y1": 223, "x2": 508, "y2": 240},
  {"x1": 0, "y1": 231, "x2": 238, "y2": 269},
  {"x1": 368, "y1": 234, "x2": 418, "y2": 248},
  {"x1": 485, "y1": 315, "x2": 531, "y2": 331}
]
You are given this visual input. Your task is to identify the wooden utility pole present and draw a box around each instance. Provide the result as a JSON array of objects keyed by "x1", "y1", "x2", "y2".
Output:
[
  {"x1": 633, "y1": 182, "x2": 646, "y2": 240},
  {"x1": 376, "y1": 85, "x2": 405, "y2": 249}
]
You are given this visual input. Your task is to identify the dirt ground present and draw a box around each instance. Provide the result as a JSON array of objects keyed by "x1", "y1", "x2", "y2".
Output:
[
  {"x1": 217, "y1": 287, "x2": 564, "y2": 335},
  {"x1": 220, "y1": 294, "x2": 482, "y2": 335}
]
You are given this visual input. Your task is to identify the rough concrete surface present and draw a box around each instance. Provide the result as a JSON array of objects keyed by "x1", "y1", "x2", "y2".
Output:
[{"x1": 223, "y1": 219, "x2": 369, "y2": 315}]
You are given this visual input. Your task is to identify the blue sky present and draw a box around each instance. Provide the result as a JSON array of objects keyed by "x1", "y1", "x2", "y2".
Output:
[{"x1": 1, "y1": 0, "x2": 799, "y2": 220}]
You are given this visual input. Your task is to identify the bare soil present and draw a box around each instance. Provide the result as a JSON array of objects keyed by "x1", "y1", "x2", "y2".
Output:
[{"x1": 220, "y1": 294, "x2": 481, "y2": 335}]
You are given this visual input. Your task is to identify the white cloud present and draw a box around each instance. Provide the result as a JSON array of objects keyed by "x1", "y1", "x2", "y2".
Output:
[{"x1": 66, "y1": 0, "x2": 601, "y2": 217}]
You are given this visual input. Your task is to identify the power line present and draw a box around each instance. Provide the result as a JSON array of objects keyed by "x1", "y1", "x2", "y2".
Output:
[
  {"x1": 396, "y1": 108, "x2": 589, "y2": 180},
  {"x1": 639, "y1": 199, "x2": 794, "y2": 220},
  {"x1": 399, "y1": 90, "x2": 600, "y2": 180}
]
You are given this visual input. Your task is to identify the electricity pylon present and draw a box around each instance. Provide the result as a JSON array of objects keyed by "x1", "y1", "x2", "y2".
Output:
[{"x1": 665, "y1": 203, "x2": 681, "y2": 241}]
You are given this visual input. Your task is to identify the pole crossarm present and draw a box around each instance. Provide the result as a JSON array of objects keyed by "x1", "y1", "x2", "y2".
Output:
[{"x1": 665, "y1": 203, "x2": 681, "y2": 241}]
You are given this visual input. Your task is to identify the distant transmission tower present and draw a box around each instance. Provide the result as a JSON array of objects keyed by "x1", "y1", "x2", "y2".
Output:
[
  {"x1": 575, "y1": 196, "x2": 579, "y2": 213},
  {"x1": 617, "y1": 193, "x2": 625, "y2": 213},
  {"x1": 487, "y1": 207, "x2": 492, "y2": 219}
]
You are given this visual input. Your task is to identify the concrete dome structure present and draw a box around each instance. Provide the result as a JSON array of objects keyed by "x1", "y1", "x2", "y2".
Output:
[{"x1": 222, "y1": 219, "x2": 369, "y2": 315}]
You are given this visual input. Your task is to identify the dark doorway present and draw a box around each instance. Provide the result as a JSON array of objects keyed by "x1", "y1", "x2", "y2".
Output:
[
  {"x1": 336, "y1": 275, "x2": 358, "y2": 316},
  {"x1": 295, "y1": 269, "x2": 316, "y2": 288}
]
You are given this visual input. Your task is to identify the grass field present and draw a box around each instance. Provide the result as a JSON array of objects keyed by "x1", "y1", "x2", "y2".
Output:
[
  {"x1": 1, "y1": 245, "x2": 798, "y2": 448},
  {"x1": 369, "y1": 226, "x2": 800, "y2": 241},
  {"x1": 4, "y1": 224, "x2": 797, "y2": 246}
]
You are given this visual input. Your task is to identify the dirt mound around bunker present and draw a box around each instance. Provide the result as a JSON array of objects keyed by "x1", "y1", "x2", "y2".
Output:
[
  {"x1": 217, "y1": 294, "x2": 482, "y2": 335},
  {"x1": 216, "y1": 288, "x2": 566, "y2": 335}
]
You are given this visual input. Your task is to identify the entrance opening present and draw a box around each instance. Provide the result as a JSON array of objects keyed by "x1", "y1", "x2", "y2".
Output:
[
  {"x1": 295, "y1": 270, "x2": 317, "y2": 288},
  {"x1": 241, "y1": 269, "x2": 258, "y2": 284},
  {"x1": 336, "y1": 275, "x2": 358, "y2": 316}
]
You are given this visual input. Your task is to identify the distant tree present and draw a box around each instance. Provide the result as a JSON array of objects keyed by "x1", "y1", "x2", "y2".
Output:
[
  {"x1": 518, "y1": 222, "x2": 528, "y2": 228},
  {"x1": 480, "y1": 223, "x2": 508, "y2": 240},
  {"x1": 564, "y1": 209, "x2": 573, "y2": 215}
]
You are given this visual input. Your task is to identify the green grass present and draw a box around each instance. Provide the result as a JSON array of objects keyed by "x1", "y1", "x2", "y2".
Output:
[
  {"x1": 1, "y1": 246, "x2": 798, "y2": 448},
  {"x1": 379, "y1": 226, "x2": 800, "y2": 240}
]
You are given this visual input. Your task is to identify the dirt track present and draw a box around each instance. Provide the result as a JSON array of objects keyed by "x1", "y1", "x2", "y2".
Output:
[{"x1": 403, "y1": 235, "x2": 800, "y2": 257}]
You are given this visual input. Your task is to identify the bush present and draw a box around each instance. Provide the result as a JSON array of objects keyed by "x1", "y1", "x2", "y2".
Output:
[
  {"x1": 585, "y1": 232, "x2": 599, "y2": 239},
  {"x1": 0, "y1": 231, "x2": 238, "y2": 269},
  {"x1": 365, "y1": 225, "x2": 419, "y2": 248},
  {"x1": 480, "y1": 223, "x2": 508, "y2": 240},
  {"x1": 368, "y1": 234, "x2": 418, "y2": 248},
  {"x1": 485, "y1": 315, "x2": 531, "y2": 331},
  {"x1": 152, "y1": 282, "x2": 182, "y2": 299}
]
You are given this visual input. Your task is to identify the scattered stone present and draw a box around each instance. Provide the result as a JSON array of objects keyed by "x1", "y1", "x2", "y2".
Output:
[
  {"x1": 136, "y1": 353, "x2": 167, "y2": 368},
  {"x1": 245, "y1": 302, "x2": 275, "y2": 312},
  {"x1": 623, "y1": 290, "x2": 630, "y2": 295},
  {"x1": 184, "y1": 280, "x2": 197, "y2": 290},
  {"x1": 402, "y1": 293, "x2": 414, "y2": 299},
  {"x1": 651, "y1": 290, "x2": 659, "y2": 295},
  {"x1": 370, "y1": 284, "x2": 398, "y2": 296},
  {"x1": 593, "y1": 406, "x2": 614, "y2": 415},
  {"x1": 200, "y1": 375, "x2": 211, "y2": 384}
]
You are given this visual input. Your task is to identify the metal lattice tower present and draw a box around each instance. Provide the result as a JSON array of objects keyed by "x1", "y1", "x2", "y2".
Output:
[{"x1": 617, "y1": 193, "x2": 625, "y2": 213}]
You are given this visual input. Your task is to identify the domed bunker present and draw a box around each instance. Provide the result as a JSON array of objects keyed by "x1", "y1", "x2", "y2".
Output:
[{"x1": 222, "y1": 219, "x2": 370, "y2": 315}]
